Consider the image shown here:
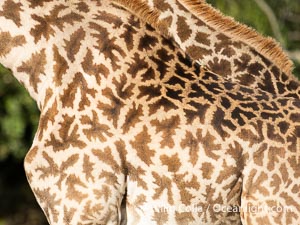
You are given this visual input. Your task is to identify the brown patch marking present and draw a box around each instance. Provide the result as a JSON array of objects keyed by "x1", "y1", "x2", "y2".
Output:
[
  {"x1": 151, "y1": 115, "x2": 181, "y2": 148},
  {"x1": 64, "y1": 27, "x2": 85, "y2": 63},
  {"x1": 53, "y1": 45, "x2": 68, "y2": 86},
  {"x1": 130, "y1": 126, "x2": 155, "y2": 166},
  {"x1": 0, "y1": 0, "x2": 23, "y2": 26},
  {"x1": 17, "y1": 49, "x2": 47, "y2": 92},
  {"x1": 81, "y1": 111, "x2": 113, "y2": 142}
]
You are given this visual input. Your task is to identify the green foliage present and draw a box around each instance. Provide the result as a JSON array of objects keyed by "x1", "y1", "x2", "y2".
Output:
[
  {"x1": 0, "y1": 64, "x2": 39, "y2": 161},
  {"x1": 210, "y1": 0, "x2": 273, "y2": 36}
]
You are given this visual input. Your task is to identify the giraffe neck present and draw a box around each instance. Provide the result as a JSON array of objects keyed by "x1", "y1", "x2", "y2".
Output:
[{"x1": 113, "y1": 0, "x2": 300, "y2": 98}]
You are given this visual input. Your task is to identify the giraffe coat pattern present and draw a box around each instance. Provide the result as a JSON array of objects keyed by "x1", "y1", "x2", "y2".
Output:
[{"x1": 0, "y1": 0, "x2": 300, "y2": 224}]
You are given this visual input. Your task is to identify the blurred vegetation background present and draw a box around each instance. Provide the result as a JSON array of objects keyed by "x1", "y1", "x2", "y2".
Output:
[{"x1": 0, "y1": 0, "x2": 299, "y2": 224}]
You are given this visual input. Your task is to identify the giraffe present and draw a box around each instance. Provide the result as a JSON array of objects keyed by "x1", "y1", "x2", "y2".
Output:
[{"x1": 0, "y1": 0, "x2": 300, "y2": 224}]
